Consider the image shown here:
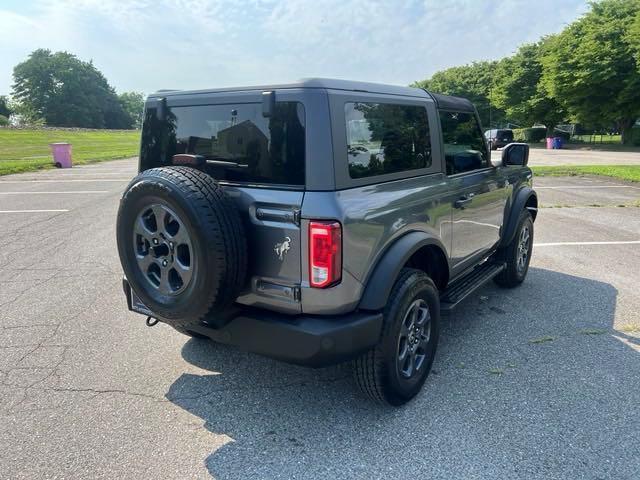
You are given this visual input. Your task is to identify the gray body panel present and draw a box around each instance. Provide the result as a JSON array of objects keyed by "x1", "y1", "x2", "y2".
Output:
[
  {"x1": 297, "y1": 167, "x2": 530, "y2": 314},
  {"x1": 141, "y1": 78, "x2": 535, "y2": 316},
  {"x1": 226, "y1": 185, "x2": 304, "y2": 314}
]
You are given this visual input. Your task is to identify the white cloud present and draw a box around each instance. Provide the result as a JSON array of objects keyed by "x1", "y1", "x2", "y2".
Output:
[{"x1": 0, "y1": 0, "x2": 588, "y2": 96}]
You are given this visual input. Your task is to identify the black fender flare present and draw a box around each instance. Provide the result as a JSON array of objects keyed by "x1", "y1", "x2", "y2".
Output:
[
  {"x1": 358, "y1": 231, "x2": 449, "y2": 311},
  {"x1": 500, "y1": 187, "x2": 537, "y2": 248}
]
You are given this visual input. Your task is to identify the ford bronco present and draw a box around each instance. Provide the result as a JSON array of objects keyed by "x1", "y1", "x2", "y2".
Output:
[{"x1": 117, "y1": 79, "x2": 537, "y2": 406}]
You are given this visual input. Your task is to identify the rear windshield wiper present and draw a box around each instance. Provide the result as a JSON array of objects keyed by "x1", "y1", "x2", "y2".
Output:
[
  {"x1": 206, "y1": 159, "x2": 249, "y2": 169},
  {"x1": 172, "y1": 154, "x2": 248, "y2": 168}
]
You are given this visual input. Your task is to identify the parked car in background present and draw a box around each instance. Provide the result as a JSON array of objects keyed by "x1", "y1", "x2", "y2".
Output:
[{"x1": 485, "y1": 129, "x2": 514, "y2": 150}]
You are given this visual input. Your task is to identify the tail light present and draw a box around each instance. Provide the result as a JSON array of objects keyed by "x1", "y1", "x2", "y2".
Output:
[{"x1": 309, "y1": 221, "x2": 342, "y2": 288}]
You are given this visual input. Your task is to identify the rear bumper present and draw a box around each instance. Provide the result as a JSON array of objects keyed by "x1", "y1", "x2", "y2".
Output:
[{"x1": 123, "y1": 278, "x2": 382, "y2": 367}]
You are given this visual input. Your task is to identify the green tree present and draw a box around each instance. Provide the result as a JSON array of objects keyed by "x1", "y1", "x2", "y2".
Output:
[
  {"x1": 0, "y1": 96, "x2": 11, "y2": 118},
  {"x1": 492, "y1": 40, "x2": 565, "y2": 136},
  {"x1": 118, "y1": 91, "x2": 145, "y2": 129},
  {"x1": 413, "y1": 61, "x2": 504, "y2": 128},
  {"x1": 12, "y1": 49, "x2": 131, "y2": 129},
  {"x1": 541, "y1": 0, "x2": 640, "y2": 143},
  {"x1": 629, "y1": 9, "x2": 640, "y2": 69}
]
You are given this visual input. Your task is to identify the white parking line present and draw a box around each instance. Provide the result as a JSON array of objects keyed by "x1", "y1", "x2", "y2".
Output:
[
  {"x1": 535, "y1": 240, "x2": 640, "y2": 247},
  {"x1": 536, "y1": 185, "x2": 640, "y2": 190},
  {"x1": 0, "y1": 191, "x2": 109, "y2": 195},
  {"x1": 0, "y1": 179, "x2": 129, "y2": 183},
  {"x1": 0, "y1": 209, "x2": 69, "y2": 213}
]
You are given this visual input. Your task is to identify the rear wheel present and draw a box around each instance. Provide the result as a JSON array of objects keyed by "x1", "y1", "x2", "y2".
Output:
[
  {"x1": 494, "y1": 210, "x2": 533, "y2": 287},
  {"x1": 117, "y1": 166, "x2": 247, "y2": 328},
  {"x1": 353, "y1": 269, "x2": 440, "y2": 406}
]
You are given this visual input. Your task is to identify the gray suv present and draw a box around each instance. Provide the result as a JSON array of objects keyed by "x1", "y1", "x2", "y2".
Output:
[{"x1": 117, "y1": 78, "x2": 537, "y2": 406}]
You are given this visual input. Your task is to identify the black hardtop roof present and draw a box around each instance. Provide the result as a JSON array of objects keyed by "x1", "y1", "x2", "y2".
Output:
[
  {"x1": 148, "y1": 78, "x2": 475, "y2": 111},
  {"x1": 428, "y1": 92, "x2": 475, "y2": 113},
  {"x1": 150, "y1": 78, "x2": 428, "y2": 99}
]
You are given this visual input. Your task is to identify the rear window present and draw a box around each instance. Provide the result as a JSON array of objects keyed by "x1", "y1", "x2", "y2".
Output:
[
  {"x1": 140, "y1": 102, "x2": 305, "y2": 186},
  {"x1": 345, "y1": 102, "x2": 431, "y2": 179},
  {"x1": 497, "y1": 129, "x2": 514, "y2": 139}
]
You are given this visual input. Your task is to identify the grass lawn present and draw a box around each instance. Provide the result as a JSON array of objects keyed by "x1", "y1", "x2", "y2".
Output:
[
  {"x1": 531, "y1": 165, "x2": 640, "y2": 182},
  {"x1": 0, "y1": 128, "x2": 140, "y2": 175},
  {"x1": 571, "y1": 134, "x2": 621, "y2": 144}
]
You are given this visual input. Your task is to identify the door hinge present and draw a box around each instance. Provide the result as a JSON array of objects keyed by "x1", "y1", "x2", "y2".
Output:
[
  {"x1": 256, "y1": 207, "x2": 301, "y2": 225},
  {"x1": 256, "y1": 281, "x2": 302, "y2": 303}
]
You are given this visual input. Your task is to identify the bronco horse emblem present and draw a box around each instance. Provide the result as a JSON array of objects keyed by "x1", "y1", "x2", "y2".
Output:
[{"x1": 274, "y1": 236, "x2": 292, "y2": 261}]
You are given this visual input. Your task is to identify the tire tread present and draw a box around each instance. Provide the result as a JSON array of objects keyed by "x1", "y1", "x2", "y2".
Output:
[
  {"x1": 353, "y1": 268, "x2": 438, "y2": 405},
  {"x1": 117, "y1": 166, "x2": 247, "y2": 327}
]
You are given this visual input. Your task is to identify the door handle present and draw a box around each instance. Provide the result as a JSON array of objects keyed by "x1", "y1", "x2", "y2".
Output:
[{"x1": 454, "y1": 196, "x2": 473, "y2": 209}]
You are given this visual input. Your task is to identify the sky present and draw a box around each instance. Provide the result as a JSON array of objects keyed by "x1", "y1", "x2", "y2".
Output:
[{"x1": 0, "y1": 0, "x2": 589, "y2": 96}]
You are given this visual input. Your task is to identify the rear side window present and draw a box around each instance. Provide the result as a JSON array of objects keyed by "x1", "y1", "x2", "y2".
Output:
[
  {"x1": 439, "y1": 110, "x2": 489, "y2": 175},
  {"x1": 140, "y1": 102, "x2": 305, "y2": 186},
  {"x1": 497, "y1": 129, "x2": 514, "y2": 140},
  {"x1": 345, "y1": 102, "x2": 431, "y2": 179}
]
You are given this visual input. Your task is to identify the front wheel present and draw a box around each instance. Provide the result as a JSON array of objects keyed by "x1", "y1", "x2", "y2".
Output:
[
  {"x1": 494, "y1": 210, "x2": 534, "y2": 287},
  {"x1": 353, "y1": 269, "x2": 440, "y2": 406}
]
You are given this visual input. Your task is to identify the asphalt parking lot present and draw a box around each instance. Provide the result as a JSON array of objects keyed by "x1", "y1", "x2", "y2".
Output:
[{"x1": 1, "y1": 158, "x2": 639, "y2": 479}]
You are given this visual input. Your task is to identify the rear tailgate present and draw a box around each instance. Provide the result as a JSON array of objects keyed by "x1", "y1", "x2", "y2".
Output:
[
  {"x1": 228, "y1": 187, "x2": 304, "y2": 313},
  {"x1": 140, "y1": 90, "x2": 309, "y2": 313}
]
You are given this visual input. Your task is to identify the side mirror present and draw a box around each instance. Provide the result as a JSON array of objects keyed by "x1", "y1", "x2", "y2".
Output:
[{"x1": 501, "y1": 142, "x2": 529, "y2": 167}]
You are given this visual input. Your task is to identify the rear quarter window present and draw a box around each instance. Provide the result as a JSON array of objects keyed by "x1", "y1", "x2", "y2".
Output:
[
  {"x1": 140, "y1": 102, "x2": 305, "y2": 186},
  {"x1": 345, "y1": 102, "x2": 431, "y2": 179}
]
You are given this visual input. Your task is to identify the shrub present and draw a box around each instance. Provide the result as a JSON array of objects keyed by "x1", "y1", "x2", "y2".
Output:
[
  {"x1": 630, "y1": 128, "x2": 640, "y2": 146},
  {"x1": 513, "y1": 127, "x2": 546, "y2": 143},
  {"x1": 0, "y1": 114, "x2": 8, "y2": 126}
]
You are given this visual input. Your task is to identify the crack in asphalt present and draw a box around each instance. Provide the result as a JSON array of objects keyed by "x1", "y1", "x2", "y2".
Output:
[
  {"x1": 0, "y1": 272, "x2": 61, "y2": 309},
  {"x1": 3, "y1": 374, "x2": 352, "y2": 413}
]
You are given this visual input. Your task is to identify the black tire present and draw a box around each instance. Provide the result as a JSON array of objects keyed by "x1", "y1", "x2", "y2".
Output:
[
  {"x1": 353, "y1": 269, "x2": 440, "y2": 406},
  {"x1": 494, "y1": 210, "x2": 533, "y2": 288},
  {"x1": 117, "y1": 166, "x2": 247, "y2": 328}
]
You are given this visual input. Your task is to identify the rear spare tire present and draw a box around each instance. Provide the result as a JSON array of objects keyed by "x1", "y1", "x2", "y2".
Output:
[{"x1": 116, "y1": 166, "x2": 247, "y2": 328}]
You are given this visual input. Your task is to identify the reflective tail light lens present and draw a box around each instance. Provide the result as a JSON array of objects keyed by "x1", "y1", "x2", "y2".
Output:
[{"x1": 309, "y1": 221, "x2": 342, "y2": 288}]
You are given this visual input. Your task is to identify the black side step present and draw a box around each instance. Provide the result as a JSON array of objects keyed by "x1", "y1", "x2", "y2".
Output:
[{"x1": 440, "y1": 261, "x2": 506, "y2": 312}]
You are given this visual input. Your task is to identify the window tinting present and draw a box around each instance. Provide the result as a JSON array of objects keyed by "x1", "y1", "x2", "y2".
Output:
[
  {"x1": 140, "y1": 102, "x2": 305, "y2": 186},
  {"x1": 345, "y1": 102, "x2": 431, "y2": 179},
  {"x1": 439, "y1": 111, "x2": 489, "y2": 175}
]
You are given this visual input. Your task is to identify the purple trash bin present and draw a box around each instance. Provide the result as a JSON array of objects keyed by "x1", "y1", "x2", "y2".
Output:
[
  {"x1": 50, "y1": 142, "x2": 72, "y2": 168},
  {"x1": 545, "y1": 137, "x2": 554, "y2": 150}
]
